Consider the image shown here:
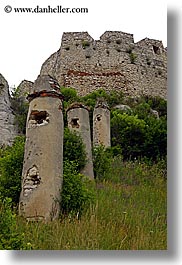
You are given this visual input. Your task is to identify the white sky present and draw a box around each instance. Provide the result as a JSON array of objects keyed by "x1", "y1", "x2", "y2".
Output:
[{"x1": 0, "y1": 0, "x2": 175, "y2": 89}]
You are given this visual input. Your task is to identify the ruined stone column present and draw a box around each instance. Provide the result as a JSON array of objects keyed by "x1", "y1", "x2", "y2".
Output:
[
  {"x1": 67, "y1": 103, "x2": 94, "y2": 179},
  {"x1": 93, "y1": 98, "x2": 110, "y2": 148},
  {"x1": 19, "y1": 75, "x2": 64, "y2": 221}
]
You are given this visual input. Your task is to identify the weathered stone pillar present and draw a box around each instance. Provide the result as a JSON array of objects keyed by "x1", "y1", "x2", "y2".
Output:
[
  {"x1": 67, "y1": 103, "x2": 94, "y2": 179},
  {"x1": 19, "y1": 75, "x2": 64, "y2": 221},
  {"x1": 93, "y1": 98, "x2": 110, "y2": 148}
]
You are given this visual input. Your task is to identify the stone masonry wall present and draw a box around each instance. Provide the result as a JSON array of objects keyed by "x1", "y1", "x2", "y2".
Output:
[{"x1": 40, "y1": 31, "x2": 167, "y2": 99}]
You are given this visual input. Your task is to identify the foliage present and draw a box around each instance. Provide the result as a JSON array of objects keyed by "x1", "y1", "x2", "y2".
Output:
[
  {"x1": 0, "y1": 197, "x2": 31, "y2": 250},
  {"x1": 143, "y1": 116, "x2": 167, "y2": 160},
  {"x1": 129, "y1": 52, "x2": 137, "y2": 64},
  {"x1": 61, "y1": 161, "x2": 96, "y2": 216},
  {"x1": 142, "y1": 96, "x2": 167, "y2": 117},
  {"x1": 0, "y1": 136, "x2": 25, "y2": 204},
  {"x1": 111, "y1": 111, "x2": 147, "y2": 160},
  {"x1": 126, "y1": 47, "x2": 137, "y2": 64},
  {"x1": 11, "y1": 86, "x2": 29, "y2": 134},
  {"x1": 11, "y1": 97, "x2": 28, "y2": 134},
  {"x1": 133, "y1": 102, "x2": 151, "y2": 120},
  {"x1": 81, "y1": 88, "x2": 124, "y2": 109},
  {"x1": 15, "y1": 158, "x2": 166, "y2": 250},
  {"x1": 82, "y1": 40, "x2": 90, "y2": 49},
  {"x1": 93, "y1": 145, "x2": 113, "y2": 181},
  {"x1": 63, "y1": 128, "x2": 87, "y2": 171},
  {"x1": 111, "y1": 108, "x2": 167, "y2": 161},
  {"x1": 60, "y1": 87, "x2": 78, "y2": 104}
]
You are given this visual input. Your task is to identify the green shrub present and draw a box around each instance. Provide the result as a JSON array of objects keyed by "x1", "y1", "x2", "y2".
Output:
[
  {"x1": 11, "y1": 87, "x2": 29, "y2": 134},
  {"x1": 144, "y1": 96, "x2": 167, "y2": 117},
  {"x1": 0, "y1": 197, "x2": 31, "y2": 250},
  {"x1": 11, "y1": 98, "x2": 28, "y2": 134},
  {"x1": 82, "y1": 40, "x2": 90, "y2": 49},
  {"x1": 60, "y1": 87, "x2": 78, "y2": 103},
  {"x1": 63, "y1": 128, "x2": 87, "y2": 171},
  {"x1": 143, "y1": 117, "x2": 167, "y2": 160},
  {"x1": 129, "y1": 52, "x2": 137, "y2": 64},
  {"x1": 93, "y1": 145, "x2": 113, "y2": 181},
  {"x1": 0, "y1": 136, "x2": 25, "y2": 204},
  {"x1": 111, "y1": 111, "x2": 146, "y2": 160},
  {"x1": 61, "y1": 161, "x2": 96, "y2": 216},
  {"x1": 133, "y1": 102, "x2": 151, "y2": 120},
  {"x1": 111, "y1": 110, "x2": 167, "y2": 161}
]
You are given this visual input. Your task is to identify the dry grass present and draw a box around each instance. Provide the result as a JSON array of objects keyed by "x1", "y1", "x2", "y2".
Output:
[{"x1": 16, "y1": 160, "x2": 167, "y2": 250}]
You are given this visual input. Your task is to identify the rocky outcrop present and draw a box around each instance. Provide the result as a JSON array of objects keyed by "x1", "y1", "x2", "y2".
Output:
[
  {"x1": 17, "y1": 80, "x2": 34, "y2": 102},
  {"x1": 0, "y1": 74, "x2": 17, "y2": 146}
]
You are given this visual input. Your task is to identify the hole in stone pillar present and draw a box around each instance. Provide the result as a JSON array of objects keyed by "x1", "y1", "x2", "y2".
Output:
[
  {"x1": 28, "y1": 110, "x2": 49, "y2": 127},
  {"x1": 71, "y1": 118, "x2": 79, "y2": 128},
  {"x1": 96, "y1": 114, "x2": 102, "y2": 121},
  {"x1": 23, "y1": 165, "x2": 41, "y2": 197}
]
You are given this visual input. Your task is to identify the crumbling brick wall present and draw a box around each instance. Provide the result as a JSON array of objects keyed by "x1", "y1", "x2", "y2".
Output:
[{"x1": 40, "y1": 31, "x2": 167, "y2": 99}]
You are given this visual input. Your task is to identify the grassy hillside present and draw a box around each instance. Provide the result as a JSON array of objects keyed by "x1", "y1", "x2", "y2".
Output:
[
  {"x1": 0, "y1": 88, "x2": 167, "y2": 250},
  {"x1": 0, "y1": 157, "x2": 166, "y2": 250}
]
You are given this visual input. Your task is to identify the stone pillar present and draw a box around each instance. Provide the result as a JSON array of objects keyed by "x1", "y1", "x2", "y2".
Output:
[
  {"x1": 19, "y1": 75, "x2": 64, "y2": 221},
  {"x1": 93, "y1": 98, "x2": 110, "y2": 148},
  {"x1": 67, "y1": 103, "x2": 94, "y2": 179}
]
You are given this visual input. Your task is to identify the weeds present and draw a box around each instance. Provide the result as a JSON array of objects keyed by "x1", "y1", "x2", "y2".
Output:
[{"x1": 14, "y1": 158, "x2": 166, "y2": 250}]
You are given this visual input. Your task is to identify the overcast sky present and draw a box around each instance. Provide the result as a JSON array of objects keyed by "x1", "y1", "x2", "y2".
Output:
[{"x1": 0, "y1": 0, "x2": 176, "y2": 89}]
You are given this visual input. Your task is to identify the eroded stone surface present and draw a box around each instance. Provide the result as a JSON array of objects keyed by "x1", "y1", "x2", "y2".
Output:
[
  {"x1": 19, "y1": 75, "x2": 64, "y2": 221},
  {"x1": 93, "y1": 99, "x2": 111, "y2": 148},
  {"x1": 67, "y1": 103, "x2": 94, "y2": 179},
  {"x1": 0, "y1": 73, "x2": 17, "y2": 146}
]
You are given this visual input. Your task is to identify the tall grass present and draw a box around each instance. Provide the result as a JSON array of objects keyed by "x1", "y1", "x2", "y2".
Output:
[{"x1": 15, "y1": 158, "x2": 167, "y2": 250}]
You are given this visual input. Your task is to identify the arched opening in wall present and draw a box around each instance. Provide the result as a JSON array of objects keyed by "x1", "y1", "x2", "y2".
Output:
[
  {"x1": 153, "y1": 45, "x2": 160, "y2": 55},
  {"x1": 71, "y1": 118, "x2": 79, "y2": 128}
]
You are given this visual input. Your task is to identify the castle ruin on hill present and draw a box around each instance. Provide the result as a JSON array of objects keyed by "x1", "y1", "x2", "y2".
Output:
[
  {"x1": 0, "y1": 31, "x2": 167, "y2": 221},
  {"x1": 0, "y1": 30, "x2": 167, "y2": 148},
  {"x1": 40, "y1": 31, "x2": 167, "y2": 99}
]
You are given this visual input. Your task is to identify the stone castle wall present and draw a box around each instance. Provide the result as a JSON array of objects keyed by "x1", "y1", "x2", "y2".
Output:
[{"x1": 40, "y1": 31, "x2": 167, "y2": 98}]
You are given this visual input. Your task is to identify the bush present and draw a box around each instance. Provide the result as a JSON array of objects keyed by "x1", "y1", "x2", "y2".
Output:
[
  {"x1": 63, "y1": 128, "x2": 87, "y2": 171},
  {"x1": 0, "y1": 136, "x2": 25, "y2": 204},
  {"x1": 111, "y1": 111, "x2": 146, "y2": 160},
  {"x1": 61, "y1": 161, "x2": 96, "y2": 217},
  {"x1": 133, "y1": 102, "x2": 151, "y2": 120},
  {"x1": 0, "y1": 197, "x2": 31, "y2": 250},
  {"x1": 11, "y1": 87, "x2": 29, "y2": 134},
  {"x1": 93, "y1": 145, "x2": 113, "y2": 181},
  {"x1": 60, "y1": 87, "x2": 78, "y2": 104},
  {"x1": 143, "y1": 117, "x2": 167, "y2": 160},
  {"x1": 143, "y1": 96, "x2": 167, "y2": 117}
]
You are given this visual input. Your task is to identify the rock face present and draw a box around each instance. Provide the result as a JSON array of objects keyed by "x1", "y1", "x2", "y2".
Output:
[
  {"x1": 17, "y1": 80, "x2": 34, "y2": 102},
  {"x1": 40, "y1": 31, "x2": 167, "y2": 99},
  {"x1": 0, "y1": 74, "x2": 17, "y2": 146},
  {"x1": 19, "y1": 75, "x2": 64, "y2": 221},
  {"x1": 93, "y1": 99, "x2": 110, "y2": 148},
  {"x1": 67, "y1": 103, "x2": 94, "y2": 179}
]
